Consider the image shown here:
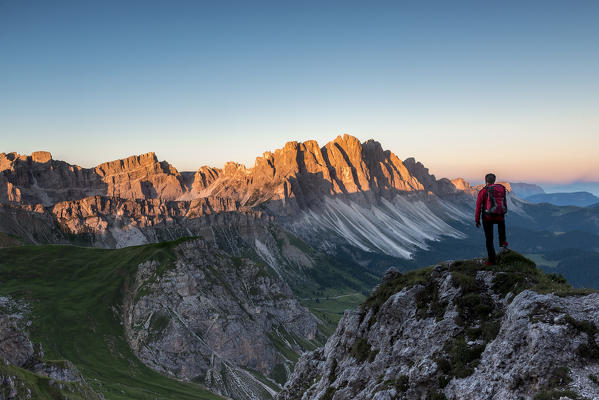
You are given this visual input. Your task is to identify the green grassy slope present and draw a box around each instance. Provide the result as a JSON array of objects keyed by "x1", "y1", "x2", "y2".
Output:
[
  {"x1": 0, "y1": 240, "x2": 223, "y2": 400},
  {"x1": 0, "y1": 362, "x2": 103, "y2": 400},
  {"x1": 299, "y1": 292, "x2": 367, "y2": 336}
]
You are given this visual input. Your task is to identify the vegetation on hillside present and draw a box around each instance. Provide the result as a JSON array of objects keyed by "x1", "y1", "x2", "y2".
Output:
[{"x1": 0, "y1": 239, "x2": 223, "y2": 400}]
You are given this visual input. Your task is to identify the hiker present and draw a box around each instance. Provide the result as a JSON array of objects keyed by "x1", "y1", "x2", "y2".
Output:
[{"x1": 475, "y1": 173, "x2": 508, "y2": 265}]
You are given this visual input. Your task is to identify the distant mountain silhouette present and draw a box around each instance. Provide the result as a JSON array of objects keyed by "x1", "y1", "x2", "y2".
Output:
[
  {"x1": 525, "y1": 191, "x2": 599, "y2": 207},
  {"x1": 509, "y1": 182, "x2": 544, "y2": 198}
]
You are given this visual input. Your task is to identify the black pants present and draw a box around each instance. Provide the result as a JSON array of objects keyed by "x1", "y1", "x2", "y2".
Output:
[{"x1": 483, "y1": 220, "x2": 506, "y2": 264}]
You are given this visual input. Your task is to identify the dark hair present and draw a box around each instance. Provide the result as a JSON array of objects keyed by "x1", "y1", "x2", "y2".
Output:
[{"x1": 485, "y1": 173, "x2": 496, "y2": 184}]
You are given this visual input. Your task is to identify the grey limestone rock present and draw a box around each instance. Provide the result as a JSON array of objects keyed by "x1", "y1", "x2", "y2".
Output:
[
  {"x1": 125, "y1": 239, "x2": 320, "y2": 400},
  {"x1": 278, "y1": 257, "x2": 599, "y2": 400},
  {"x1": 0, "y1": 297, "x2": 103, "y2": 399}
]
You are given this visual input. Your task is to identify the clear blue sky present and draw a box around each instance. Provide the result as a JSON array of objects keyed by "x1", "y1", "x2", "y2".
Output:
[{"x1": 1, "y1": 1, "x2": 598, "y2": 183}]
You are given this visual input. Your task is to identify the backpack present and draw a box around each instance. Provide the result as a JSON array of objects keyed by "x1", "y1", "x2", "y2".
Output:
[{"x1": 484, "y1": 184, "x2": 507, "y2": 216}]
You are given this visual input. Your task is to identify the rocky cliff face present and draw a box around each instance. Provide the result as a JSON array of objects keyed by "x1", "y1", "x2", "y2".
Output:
[
  {"x1": 0, "y1": 194, "x2": 265, "y2": 248},
  {"x1": 1, "y1": 136, "x2": 453, "y2": 208},
  {"x1": 190, "y1": 135, "x2": 430, "y2": 209},
  {"x1": 0, "y1": 151, "x2": 185, "y2": 206},
  {"x1": 0, "y1": 297, "x2": 103, "y2": 400},
  {"x1": 278, "y1": 251, "x2": 599, "y2": 400},
  {"x1": 0, "y1": 151, "x2": 105, "y2": 205},
  {"x1": 1, "y1": 135, "x2": 472, "y2": 259},
  {"x1": 95, "y1": 152, "x2": 186, "y2": 200},
  {"x1": 124, "y1": 239, "x2": 320, "y2": 400},
  {"x1": 403, "y1": 157, "x2": 456, "y2": 196}
]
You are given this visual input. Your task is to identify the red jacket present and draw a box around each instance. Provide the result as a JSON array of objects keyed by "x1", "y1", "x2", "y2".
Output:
[{"x1": 475, "y1": 184, "x2": 506, "y2": 223}]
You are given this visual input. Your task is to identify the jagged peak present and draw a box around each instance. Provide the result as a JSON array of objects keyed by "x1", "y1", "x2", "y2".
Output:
[
  {"x1": 95, "y1": 152, "x2": 159, "y2": 172},
  {"x1": 402, "y1": 156, "x2": 421, "y2": 167},
  {"x1": 223, "y1": 161, "x2": 248, "y2": 175},
  {"x1": 362, "y1": 139, "x2": 385, "y2": 157},
  {"x1": 0, "y1": 151, "x2": 53, "y2": 164},
  {"x1": 301, "y1": 139, "x2": 319, "y2": 149},
  {"x1": 332, "y1": 133, "x2": 362, "y2": 146},
  {"x1": 451, "y1": 177, "x2": 472, "y2": 191},
  {"x1": 196, "y1": 165, "x2": 221, "y2": 174},
  {"x1": 281, "y1": 140, "x2": 300, "y2": 152},
  {"x1": 363, "y1": 138, "x2": 383, "y2": 147},
  {"x1": 31, "y1": 151, "x2": 53, "y2": 163},
  {"x1": 248, "y1": 135, "x2": 391, "y2": 169}
]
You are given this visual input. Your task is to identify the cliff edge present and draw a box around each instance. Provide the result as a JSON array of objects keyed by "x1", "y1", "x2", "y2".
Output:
[{"x1": 278, "y1": 251, "x2": 599, "y2": 400}]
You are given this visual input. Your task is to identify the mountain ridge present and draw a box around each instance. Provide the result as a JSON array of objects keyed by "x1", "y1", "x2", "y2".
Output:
[{"x1": 0, "y1": 135, "x2": 459, "y2": 208}]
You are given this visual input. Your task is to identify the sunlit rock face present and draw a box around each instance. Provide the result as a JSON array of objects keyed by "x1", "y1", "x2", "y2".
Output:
[
  {"x1": 0, "y1": 135, "x2": 472, "y2": 257},
  {"x1": 1, "y1": 135, "x2": 455, "y2": 207}
]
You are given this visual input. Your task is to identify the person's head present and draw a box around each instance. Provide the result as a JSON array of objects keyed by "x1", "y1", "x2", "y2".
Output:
[{"x1": 485, "y1": 173, "x2": 496, "y2": 184}]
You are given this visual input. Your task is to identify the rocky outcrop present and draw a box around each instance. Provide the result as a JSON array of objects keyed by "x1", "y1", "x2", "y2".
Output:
[
  {"x1": 0, "y1": 151, "x2": 185, "y2": 206},
  {"x1": 0, "y1": 299, "x2": 34, "y2": 369},
  {"x1": 0, "y1": 151, "x2": 105, "y2": 206},
  {"x1": 95, "y1": 152, "x2": 186, "y2": 200},
  {"x1": 0, "y1": 297, "x2": 103, "y2": 399},
  {"x1": 403, "y1": 157, "x2": 457, "y2": 196},
  {"x1": 124, "y1": 239, "x2": 320, "y2": 400},
  {"x1": 450, "y1": 177, "x2": 472, "y2": 192},
  {"x1": 278, "y1": 251, "x2": 599, "y2": 400},
  {"x1": 190, "y1": 166, "x2": 222, "y2": 194}
]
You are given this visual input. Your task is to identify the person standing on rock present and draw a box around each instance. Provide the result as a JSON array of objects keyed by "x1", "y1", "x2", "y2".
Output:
[{"x1": 475, "y1": 173, "x2": 508, "y2": 265}]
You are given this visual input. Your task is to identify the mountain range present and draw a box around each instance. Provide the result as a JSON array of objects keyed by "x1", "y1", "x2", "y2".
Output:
[{"x1": 0, "y1": 135, "x2": 470, "y2": 260}]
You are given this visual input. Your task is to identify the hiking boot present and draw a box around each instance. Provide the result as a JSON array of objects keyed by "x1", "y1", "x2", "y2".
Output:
[
  {"x1": 484, "y1": 261, "x2": 495, "y2": 266},
  {"x1": 500, "y1": 241, "x2": 509, "y2": 248}
]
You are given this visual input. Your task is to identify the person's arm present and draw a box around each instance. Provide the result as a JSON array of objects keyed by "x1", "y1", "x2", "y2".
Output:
[{"x1": 475, "y1": 189, "x2": 484, "y2": 226}]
